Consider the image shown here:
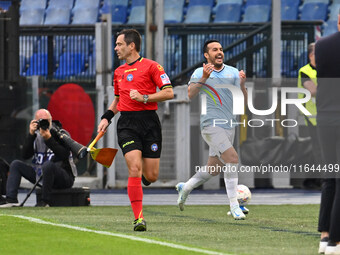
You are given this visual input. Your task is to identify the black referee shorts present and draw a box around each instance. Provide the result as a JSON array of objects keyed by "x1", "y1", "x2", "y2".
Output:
[{"x1": 117, "y1": 110, "x2": 162, "y2": 158}]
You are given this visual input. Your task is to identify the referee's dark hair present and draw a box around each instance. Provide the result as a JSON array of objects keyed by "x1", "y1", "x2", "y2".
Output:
[
  {"x1": 117, "y1": 29, "x2": 141, "y2": 52},
  {"x1": 203, "y1": 39, "x2": 221, "y2": 54}
]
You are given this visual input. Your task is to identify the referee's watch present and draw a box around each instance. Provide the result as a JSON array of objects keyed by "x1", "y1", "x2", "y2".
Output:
[{"x1": 143, "y1": 94, "x2": 149, "y2": 104}]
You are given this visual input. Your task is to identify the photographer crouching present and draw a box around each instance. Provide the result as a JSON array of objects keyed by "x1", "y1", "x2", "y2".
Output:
[{"x1": 0, "y1": 109, "x2": 77, "y2": 207}]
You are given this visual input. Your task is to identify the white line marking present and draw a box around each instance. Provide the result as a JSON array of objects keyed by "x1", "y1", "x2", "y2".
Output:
[{"x1": 1, "y1": 214, "x2": 231, "y2": 255}]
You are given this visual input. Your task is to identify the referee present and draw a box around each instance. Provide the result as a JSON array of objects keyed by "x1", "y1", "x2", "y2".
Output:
[{"x1": 98, "y1": 29, "x2": 174, "y2": 231}]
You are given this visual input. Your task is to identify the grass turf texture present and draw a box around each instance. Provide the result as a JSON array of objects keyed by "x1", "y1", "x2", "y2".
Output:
[{"x1": 0, "y1": 205, "x2": 319, "y2": 255}]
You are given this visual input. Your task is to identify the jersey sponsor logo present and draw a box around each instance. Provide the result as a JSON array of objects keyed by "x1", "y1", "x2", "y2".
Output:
[
  {"x1": 127, "y1": 74, "x2": 134, "y2": 82},
  {"x1": 160, "y1": 74, "x2": 170, "y2": 85},
  {"x1": 157, "y1": 64, "x2": 164, "y2": 71},
  {"x1": 151, "y1": 143, "x2": 158, "y2": 152},
  {"x1": 124, "y1": 68, "x2": 137, "y2": 73},
  {"x1": 122, "y1": 140, "x2": 135, "y2": 148}
]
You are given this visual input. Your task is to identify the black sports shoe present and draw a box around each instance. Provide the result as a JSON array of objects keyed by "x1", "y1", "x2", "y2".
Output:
[
  {"x1": 142, "y1": 175, "x2": 151, "y2": 186},
  {"x1": 35, "y1": 200, "x2": 50, "y2": 207},
  {"x1": 133, "y1": 218, "x2": 146, "y2": 231},
  {"x1": 0, "y1": 197, "x2": 20, "y2": 208}
]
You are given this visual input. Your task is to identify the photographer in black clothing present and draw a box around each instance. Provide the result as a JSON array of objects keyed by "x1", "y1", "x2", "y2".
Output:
[
  {"x1": 0, "y1": 109, "x2": 77, "y2": 207},
  {"x1": 315, "y1": 11, "x2": 340, "y2": 254}
]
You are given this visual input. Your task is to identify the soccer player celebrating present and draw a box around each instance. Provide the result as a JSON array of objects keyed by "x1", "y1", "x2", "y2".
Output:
[
  {"x1": 176, "y1": 39, "x2": 248, "y2": 220},
  {"x1": 98, "y1": 29, "x2": 173, "y2": 231}
]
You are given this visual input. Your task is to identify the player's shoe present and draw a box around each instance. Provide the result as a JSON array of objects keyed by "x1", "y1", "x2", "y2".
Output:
[
  {"x1": 318, "y1": 237, "x2": 329, "y2": 254},
  {"x1": 240, "y1": 205, "x2": 249, "y2": 214},
  {"x1": 324, "y1": 242, "x2": 340, "y2": 255},
  {"x1": 0, "y1": 197, "x2": 20, "y2": 208},
  {"x1": 133, "y1": 218, "x2": 146, "y2": 231},
  {"x1": 176, "y1": 182, "x2": 188, "y2": 211},
  {"x1": 230, "y1": 205, "x2": 246, "y2": 220},
  {"x1": 142, "y1": 175, "x2": 151, "y2": 186}
]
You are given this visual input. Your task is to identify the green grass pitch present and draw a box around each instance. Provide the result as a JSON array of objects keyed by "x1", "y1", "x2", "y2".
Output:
[{"x1": 0, "y1": 204, "x2": 319, "y2": 255}]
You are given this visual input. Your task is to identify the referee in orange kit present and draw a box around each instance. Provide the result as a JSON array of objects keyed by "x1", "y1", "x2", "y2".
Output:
[{"x1": 98, "y1": 29, "x2": 174, "y2": 231}]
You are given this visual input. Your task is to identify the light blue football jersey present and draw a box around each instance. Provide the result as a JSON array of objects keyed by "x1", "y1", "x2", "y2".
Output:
[{"x1": 189, "y1": 64, "x2": 241, "y2": 130}]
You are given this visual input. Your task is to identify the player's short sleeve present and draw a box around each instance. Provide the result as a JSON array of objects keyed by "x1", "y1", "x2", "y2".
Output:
[
  {"x1": 113, "y1": 71, "x2": 120, "y2": 97},
  {"x1": 188, "y1": 68, "x2": 203, "y2": 85},
  {"x1": 233, "y1": 69, "x2": 241, "y2": 88},
  {"x1": 150, "y1": 63, "x2": 172, "y2": 90}
]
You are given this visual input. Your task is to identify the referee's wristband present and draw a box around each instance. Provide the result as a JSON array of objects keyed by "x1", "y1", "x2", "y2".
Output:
[{"x1": 101, "y1": 110, "x2": 114, "y2": 122}]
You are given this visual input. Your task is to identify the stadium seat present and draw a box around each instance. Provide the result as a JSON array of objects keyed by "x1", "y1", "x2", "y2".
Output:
[
  {"x1": 164, "y1": 6, "x2": 183, "y2": 23},
  {"x1": 281, "y1": 51, "x2": 296, "y2": 77},
  {"x1": 281, "y1": 4, "x2": 299, "y2": 20},
  {"x1": 65, "y1": 36, "x2": 90, "y2": 56},
  {"x1": 300, "y1": 3, "x2": 328, "y2": 21},
  {"x1": 164, "y1": 0, "x2": 185, "y2": 8},
  {"x1": 26, "y1": 53, "x2": 48, "y2": 76},
  {"x1": 36, "y1": 37, "x2": 47, "y2": 53},
  {"x1": 242, "y1": 5, "x2": 271, "y2": 22},
  {"x1": 20, "y1": 0, "x2": 47, "y2": 10},
  {"x1": 301, "y1": 0, "x2": 329, "y2": 6},
  {"x1": 55, "y1": 52, "x2": 86, "y2": 78},
  {"x1": 72, "y1": 7, "x2": 99, "y2": 24},
  {"x1": 297, "y1": 51, "x2": 308, "y2": 70},
  {"x1": 19, "y1": 36, "x2": 36, "y2": 59},
  {"x1": 19, "y1": 55, "x2": 27, "y2": 75},
  {"x1": 214, "y1": 4, "x2": 241, "y2": 23},
  {"x1": 73, "y1": 0, "x2": 100, "y2": 10},
  {"x1": 184, "y1": 5, "x2": 211, "y2": 23},
  {"x1": 131, "y1": 0, "x2": 145, "y2": 7},
  {"x1": 127, "y1": 6, "x2": 145, "y2": 24},
  {"x1": 20, "y1": 8, "x2": 45, "y2": 25},
  {"x1": 328, "y1": 4, "x2": 340, "y2": 21},
  {"x1": 48, "y1": 0, "x2": 74, "y2": 10},
  {"x1": 323, "y1": 20, "x2": 338, "y2": 36},
  {"x1": 281, "y1": 0, "x2": 300, "y2": 7},
  {"x1": 188, "y1": 0, "x2": 214, "y2": 8},
  {"x1": 245, "y1": 0, "x2": 271, "y2": 7},
  {"x1": 44, "y1": 8, "x2": 71, "y2": 25},
  {"x1": 101, "y1": 0, "x2": 129, "y2": 14},
  {"x1": 111, "y1": 5, "x2": 128, "y2": 24}
]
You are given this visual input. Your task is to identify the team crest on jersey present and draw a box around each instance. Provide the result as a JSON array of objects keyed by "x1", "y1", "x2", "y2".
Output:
[
  {"x1": 157, "y1": 64, "x2": 164, "y2": 71},
  {"x1": 151, "y1": 143, "x2": 158, "y2": 152},
  {"x1": 160, "y1": 74, "x2": 170, "y2": 85},
  {"x1": 127, "y1": 74, "x2": 133, "y2": 81}
]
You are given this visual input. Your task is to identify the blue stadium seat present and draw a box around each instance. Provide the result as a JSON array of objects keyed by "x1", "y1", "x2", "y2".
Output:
[
  {"x1": 44, "y1": 8, "x2": 71, "y2": 25},
  {"x1": 164, "y1": 0, "x2": 185, "y2": 8},
  {"x1": 281, "y1": 51, "x2": 296, "y2": 77},
  {"x1": 20, "y1": 36, "x2": 36, "y2": 59},
  {"x1": 328, "y1": 4, "x2": 340, "y2": 21},
  {"x1": 72, "y1": 7, "x2": 99, "y2": 24},
  {"x1": 26, "y1": 53, "x2": 48, "y2": 76},
  {"x1": 48, "y1": 0, "x2": 74, "y2": 9},
  {"x1": 73, "y1": 0, "x2": 100, "y2": 10},
  {"x1": 281, "y1": 0, "x2": 300, "y2": 7},
  {"x1": 184, "y1": 5, "x2": 211, "y2": 23},
  {"x1": 300, "y1": 3, "x2": 328, "y2": 21},
  {"x1": 131, "y1": 0, "x2": 145, "y2": 7},
  {"x1": 20, "y1": 8, "x2": 45, "y2": 25},
  {"x1": 245, "y1": 0, "x2": 271, "y2": 7},
  {"x1": 111, "y1": 5, "x2": 128, "y2": 24},
  {"x1": 214, "y1": 4, "x2": 241, "y2": 23},
  {"x1": 127, "y1": 6, "x2": 145, "y2": 24},
  {"x1": 65, "y1": 36, "x2": 90, "y2": 56},
  {"x1": 101, "y1": 0, "x2": 129, "y2": 14},
  {"x1": 20, "y1": 0, "x2": 47, "y2": 10},
  {"x1": 281, "y1": 4, "x2": 299, "y2": 20},
  {"x1": 0, "y1": 1, "x2": 11, "y2": 11},
  {"x1": 297, "y1": 51, "x2": 308, "y2": 70},
  {"x1": 242, "y1": 5, "x2": 271, "y2": 22},
  {"x1": 164, "y1": 6, "x2": 184, "y2": 23},
  {"x1": 19, "y1": 55, "x2": 27, "y2": 75},
  {"x1": 36, "y1": 37, "x2": 47, "y2": 53},
  {"x1": 188, "y1": 0, "x2": 214, "y2": 7},
  {"x1": 302, "y1": 0, "x2": 330, "y2": 6},
  {"x1": 323, "y1": 20, "x2": 338, "y2": 36},
  {"x1": 55, "y1": 52, "x2": 86, "y2": 78}
]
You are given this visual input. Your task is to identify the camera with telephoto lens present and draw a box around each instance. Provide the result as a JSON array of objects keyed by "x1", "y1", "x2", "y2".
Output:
[{"x1": 36, "y1": 119, "x2": 50, "y2": 130}]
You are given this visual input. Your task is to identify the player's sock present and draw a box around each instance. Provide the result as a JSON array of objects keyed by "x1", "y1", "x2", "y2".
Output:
[
  {"x1": 224, "y1": 163, "x2": 239, "y2": 207},
  {"x1": 127, "y1": 177, "x2": 144, "y2": 220},
  {"x1": 184, "y1": 166, "x2": 213, "y2": 192}
]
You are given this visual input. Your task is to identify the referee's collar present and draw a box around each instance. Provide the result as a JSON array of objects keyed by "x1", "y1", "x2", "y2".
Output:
[{"x1": 128, "y1": 56, "x2": 143, "y2": 66}]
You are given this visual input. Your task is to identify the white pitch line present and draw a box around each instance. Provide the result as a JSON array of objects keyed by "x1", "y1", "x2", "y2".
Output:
[{"x1": 1, "y1": 214, "x2": 231, "y2": 255}]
